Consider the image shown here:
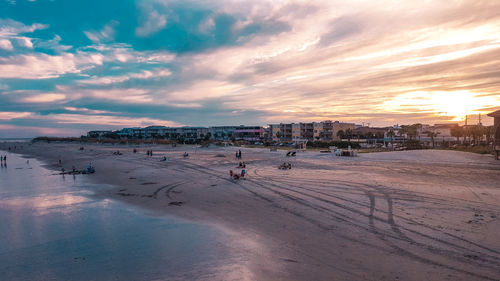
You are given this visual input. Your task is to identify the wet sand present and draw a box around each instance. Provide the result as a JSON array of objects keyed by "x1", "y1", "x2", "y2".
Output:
[{"x1": 3, "y1": 142, "x2": 500, "y2": 280}]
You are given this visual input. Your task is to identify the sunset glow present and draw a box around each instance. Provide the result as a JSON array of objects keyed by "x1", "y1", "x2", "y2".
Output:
[
  {"x1": 1, "y1": 0, "x2": 499, "y2": 137},
  {"x1": 382, "y1": 91, "x2": 499, "y2": 122}
]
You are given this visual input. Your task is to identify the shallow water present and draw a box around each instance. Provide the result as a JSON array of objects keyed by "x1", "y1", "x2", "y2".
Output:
[{"x1": 0, "y1": 152, "x2": 233, "y2": 280}]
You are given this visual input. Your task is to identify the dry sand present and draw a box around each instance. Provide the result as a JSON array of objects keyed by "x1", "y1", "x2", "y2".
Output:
[{"x1": 3, "y1": 142, "x2": 500, "y2": 281}]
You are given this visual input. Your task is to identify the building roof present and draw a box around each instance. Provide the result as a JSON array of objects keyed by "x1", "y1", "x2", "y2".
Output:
[
  {"x1": 487, "y1": 110, "x2": 500, "y2": 117},
  {"x1": 434, "y1": 123, "x2": 458, "y2": 128}
]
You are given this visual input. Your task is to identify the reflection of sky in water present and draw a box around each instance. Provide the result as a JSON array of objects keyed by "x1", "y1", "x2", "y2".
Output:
[{"x1": 0, "y1": 152, "x2": 242, "y2": 280}]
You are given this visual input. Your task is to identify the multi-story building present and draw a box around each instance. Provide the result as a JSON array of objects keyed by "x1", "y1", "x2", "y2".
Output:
[
  {"x1": 209, "y1": 126, "x2": 264, "y2": 141},
  {"x1": 313, "y1": 122, "x2": 323, "y2": 140},
  {"x1": 144, "y1": 126, "x2": 169, "y2": 138},
  {"x1": 279, "y1": 123, "x2": 293, "y2": 142},
  {"x1": 292, "y1": 123, "x2": 314, "y2": 141},
  {"x1": 118, "y1": 128, "x2": 140, "y2": 138},
  {"x1": 87, "y1": 130, "x2": 112, "y2": 138},
  {"x1": 352, "y1": 126, "x2": 388, "y2": 139},
  {"x1": 179, "y1": 127, "x2": 209, "y2": 141},
  {"x1": 312, "y1": 121, "x2": 355, "y2": 141},
  {"x1": 268, "y1": 124, "x2": 281, "y2": 142},
  {"x1": 432, "y1": 124, "x2": 458, "y2": 139},
  {"x1": 488, "y1": 110, "x2": 500, "y2": 159},
  {"x1": 267, "y1": 121, "x2": 356, "y2": 142},
  {"x1": 209, "y1": 126, "x2": 236, "y2": 140},
  {"x1": 331, "y1": 121, "x2": 356, "y2": 140},
  {"x1": 233, "y1": 126, "x2": 264, "y2": 142}
]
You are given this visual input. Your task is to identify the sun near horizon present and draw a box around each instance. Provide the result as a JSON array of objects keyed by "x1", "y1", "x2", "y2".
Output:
[{"x1": 0, "y1": 0, "x2": 499, "y2": 138}]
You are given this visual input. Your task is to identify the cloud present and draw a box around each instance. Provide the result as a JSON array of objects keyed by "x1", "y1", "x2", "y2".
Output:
[
  {"x1": 16, "y1": 37, "x2": 33, "y2": 48},
  {"x1": 2, "y1": 0, "x2": 500, "y2": 138},
  {"x1": 84, "y1": 21, "x2": 119, "y2": 44},
  {"x1": 0, "y1": 19, "x2": 48, "y2": 37},
  {"x1": 135, "y1": 10, "x2": 167, "y2": 37},
  {"x1": 0, "y1": 112, "x2": 32, "y2": 120},
  {"x1": 43, "y1": 113, "x2": 183, "y2": 127},
  {"x1": 0, "y1": 39, "x2": 13, "y2": 50},
  {"x1": 21, "y1": 93, "x2": 66, "y2": 103},
  {"x1": 0, "y1": 52, "x2": 103, "y2": 79},
  {"x1": 34, "y1": 35, "x2": 72, "y2": 52},
  {"x1": 79, "y1": 68, "x2": 171, "y2": 85}
]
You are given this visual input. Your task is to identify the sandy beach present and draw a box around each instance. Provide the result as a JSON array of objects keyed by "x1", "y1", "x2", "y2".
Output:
[{"x1": 2, "y1": 142, "x2": 500, "y2": 280}]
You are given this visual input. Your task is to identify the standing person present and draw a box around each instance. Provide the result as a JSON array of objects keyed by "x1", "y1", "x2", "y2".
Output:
[{"x1": 239, "y1": 150, "x2": 242, "y2": 159}]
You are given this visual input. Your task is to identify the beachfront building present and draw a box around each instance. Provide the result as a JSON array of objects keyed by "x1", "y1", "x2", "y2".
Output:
[
  {"x1": 118, "y1": 128, "x2": 140, "y2": 138},
  {"x1": 268, "y1": 124, "x2": 281, "y2": 142},
  {"x1": 332, "y1": 121, "x2": 356, "y2": 140},
  {"x1": 432, "y1": 124, "x2": 458, "y2": 140},
  {"x1": 263, "y1": 121, "x2": 357, "y2": 142},
  {"x1": 179, "y1": 127, "x2": 209, "y2": 141},
  {"x1": 209, "y1": 126, "x2": 236, "y2": 141},
  {"x1": 487, "y1": 110, "x2": 500, "y2": 159},
  {"x1": 209, "y1": 126, "x2": 264, "y2": 142},
  {"x1": 313, "y1": 122, "x2": 323, "y2": 140},
  {"x1": 279, "y1": 123, "x2": 293, "y2": 142},
  {"x1": 87, "y1": 130, "x2": 113, "y2": 138},
  {"x1": 234, "y1": 126, "x2": 264, "y2": 142},
  {"x1": 352, "y1": 126, "x2": 387, "y2": 140},
  {"x1": 313, "y1": 121, "x2": 355, "y2": 141},
  {"x1": 267, "y1": 121, "x2": 356, "y2": 143},
  {"x1": 144, "y1": 126, "x2": 169, "y2": 138},
  {"x1": 419, "y1": 124, "x2": 458, "y2": 146}
]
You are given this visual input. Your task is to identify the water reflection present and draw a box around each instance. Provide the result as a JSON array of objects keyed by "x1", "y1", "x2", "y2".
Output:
[{"x1": 0, "y1": 152, "x2": 238, "y2": 281}]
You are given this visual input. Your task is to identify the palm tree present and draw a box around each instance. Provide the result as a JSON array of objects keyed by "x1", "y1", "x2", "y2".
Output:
[
  {"x1": 450, "y1": 126, "x2": 463, "y2": 144},
  {"x1": 425, "y1": 131, "x2": 439, "y2": 148},
  {"x1": 485, "y1": 126, "x2": 494, "y2": 144},
  {"x1": 387, "y1": 129, "x2": 395, "y2": 147},
  {"x1": 469, "y1": 125, "x2": 483, "y2": 145},
  {"x1": 336, "y1": 130, "x2": 345, "y2": 140},
  {"x1": 400, "y1": 125, "x2": 408, "y2": 140},
  {"x1": 276, "y1": 131, "x2": 282, "y2": 142},
  {"x1": 345, "y1": 128, "x2": 353, "y2": 142}
]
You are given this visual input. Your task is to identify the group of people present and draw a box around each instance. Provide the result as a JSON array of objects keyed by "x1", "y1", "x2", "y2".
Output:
[
  {"x1": 238, "y1": 162, "x2": 246, "y2": 168},
  {"x1": 230, "y1": 169, "x2": 246, "y2": 180},
  {"x1": 146, "y1": 150, "x2": 153, "y2": 156},
  {"x1": 279, "y1": 162, "x2": 292, "y2": 170},
  {"x1": 235, "y1": 150, "x2": 242, "y2": 159},
  {"x1": 113, "y1": 150, "x2": 122, "y2": 155},
  {"x1": 0, "y1": 155, "x2": 6, "y2": 167}
]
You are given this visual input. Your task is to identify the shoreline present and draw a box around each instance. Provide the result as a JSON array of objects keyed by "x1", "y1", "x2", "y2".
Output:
[{"x1": 2, "y1": 142, "x2": 500, "y2": 280}]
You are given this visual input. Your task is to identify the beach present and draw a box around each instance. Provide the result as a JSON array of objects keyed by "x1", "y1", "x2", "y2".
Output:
[{"x1": 2, "y1": 142, "x2": 500, "y2": 280}]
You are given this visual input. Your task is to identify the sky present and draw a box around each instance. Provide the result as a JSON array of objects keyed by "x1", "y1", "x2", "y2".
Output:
[{"x1": 0, "y1": 0, "x2": 499, "y2": 137}]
